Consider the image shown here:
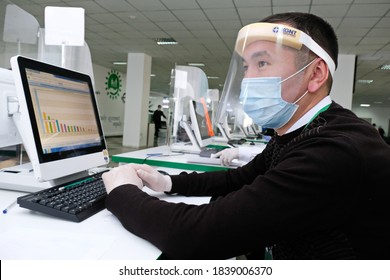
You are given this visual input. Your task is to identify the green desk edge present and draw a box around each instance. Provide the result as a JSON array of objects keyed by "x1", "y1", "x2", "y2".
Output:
[{"x1": 111, "y1": 155, "x2": 230, "y2": 172}]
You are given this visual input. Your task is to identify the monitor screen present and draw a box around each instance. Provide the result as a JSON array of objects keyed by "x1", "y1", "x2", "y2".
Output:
[
  {"x1": 0, "y1": 68, "x2": 22, "y2": 148},
  {"x1": 10, "y1": 55, "x2": 108, "y2": 182},
  {"x1": 189, "y1": 98, "x2": 215, "y2": 148}
]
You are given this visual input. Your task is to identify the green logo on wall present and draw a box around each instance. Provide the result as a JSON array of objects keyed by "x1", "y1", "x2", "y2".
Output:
[{"x1": 105, "y1": 70, "x2": 122, "y2": 99}]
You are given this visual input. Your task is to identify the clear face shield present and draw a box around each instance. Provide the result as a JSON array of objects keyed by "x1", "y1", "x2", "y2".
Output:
[{"x1": 216, "y1": 22, "x2": 335, "y2": 130}]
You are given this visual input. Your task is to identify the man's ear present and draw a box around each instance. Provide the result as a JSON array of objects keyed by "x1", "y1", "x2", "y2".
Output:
[{"x1": 307, "y1": 59, "x2": 329, "y2": 92}]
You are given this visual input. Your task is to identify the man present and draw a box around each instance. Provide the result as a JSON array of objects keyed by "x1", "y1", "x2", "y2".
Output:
[
  {"x1": 152, "y1": 104, "x2": 166, "y2": 138},
  {"x1": 102, "y1": 12, "x2": 390, "y2": 259}
]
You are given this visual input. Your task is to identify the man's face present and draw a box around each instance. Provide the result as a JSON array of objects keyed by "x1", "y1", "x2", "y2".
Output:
[{"x1": 241, "y1": 40, "x2": 306, "y2": 103}]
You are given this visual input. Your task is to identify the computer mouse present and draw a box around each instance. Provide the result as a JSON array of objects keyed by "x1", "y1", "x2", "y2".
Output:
[
  {"x1": 250, "y1": 141, "x2": 255, "y2": 145},
  {"x1": 157, "y1": 170, "x2": 169, "y2": 176}
]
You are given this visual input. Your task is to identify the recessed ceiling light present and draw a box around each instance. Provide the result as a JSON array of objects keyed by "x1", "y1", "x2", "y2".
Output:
[
  {"x1": 155, "y1": 38, "x2": 178, "y2": 45},
  {"x1": 113, "y1": 62, "x2": 127, "y2": 65},
  {"x1": 380, "y1": 64, "x2": 390, "y2": 70},
  {"x1": 150, "y1": 74, "x2": 156, "y2": 77},
  {"x1": 207, "y1": 76, "x2": 219, "y2": 79},
  {"x1": 357, "y1": 79, "x2": 373, "y2": 84},
  {"x1": 360, "y1": 104, "x2": 371, "y2": 107},
  {"x1": 187, "y1": 63, "x2": 205, "y2": 67}
]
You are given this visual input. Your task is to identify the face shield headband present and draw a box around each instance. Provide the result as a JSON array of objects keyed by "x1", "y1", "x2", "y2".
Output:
[
  {"x1": 235, "y1": 22, "x2": 336, "y2": 77},
  {"x1": 215, "y1": 22, "x2": 336, "y2": 129}
]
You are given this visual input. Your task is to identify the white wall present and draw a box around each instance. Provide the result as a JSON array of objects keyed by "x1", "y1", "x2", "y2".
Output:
[
  {"x1": 330, "y1": 54, "x2": 356, "y2": 110},
  {"x1": 93, "y1": 64, "x2": 126, "y2": 136}
]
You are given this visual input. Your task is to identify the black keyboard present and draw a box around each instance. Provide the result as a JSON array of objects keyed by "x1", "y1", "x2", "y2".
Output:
[
  {"x1": 199, "y1": 148, "x2": 219, "y2": 158},
  {"x1": 227, "y1": 138, "x2": 246, "y2": 146},
  {"x1": 199, "y1": 147, "x2": 226, "y2": 158},
  {"x1": 17, "y1": 171, "x2": 108, "y2": 222}
]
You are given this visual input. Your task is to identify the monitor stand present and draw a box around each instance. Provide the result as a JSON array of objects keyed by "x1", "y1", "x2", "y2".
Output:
[
  {"x1": 0, "y1": 162, "x2": 51, "y2": 192},
  {"x1": 213, "y1": 124, "x2": 229, "y2": 144},
  {"x1": 0, "y1": 162, "x2": 106, "y2": 193},
  {"x1": 170, "y1": 120, "x2": 201, "y2": 154}
]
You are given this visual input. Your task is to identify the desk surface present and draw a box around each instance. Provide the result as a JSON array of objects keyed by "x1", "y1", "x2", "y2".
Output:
[
  {"x1": 0, "y1": 166, "x2": 210, "y2": 260},
  {"x1": 112, "y1": 145, "x2": 235, "y2": 172}
]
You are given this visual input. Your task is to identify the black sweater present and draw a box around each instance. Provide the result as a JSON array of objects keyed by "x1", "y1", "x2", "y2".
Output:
[{"x1": 106, "y1": 102, "x2": 390, "y2": 259}]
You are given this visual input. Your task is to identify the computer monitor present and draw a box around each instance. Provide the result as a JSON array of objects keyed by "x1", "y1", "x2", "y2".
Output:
[
  {"x1": 238, "y1": 124, "x2": 258, "y2": 139},
  {"x1": 189, "y1": 98, "x2": 215, "y2": 148},
  {"x1": 216, "y1": 122, "x2": 230, "y2": 141},
  {"x1": 0, "y1": 67, "x2": 22, "y2": 148},
  {"x1": 10, "y1": 55, "x2": 109, "y2": 183},
  {"x1": 251, "y1": 123, "x2": 261, "y2": 134}
]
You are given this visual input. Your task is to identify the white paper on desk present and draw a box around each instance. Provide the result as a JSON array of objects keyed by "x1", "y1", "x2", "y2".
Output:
[
  {"x1": 143, "y1": 188, "x2": 210, "y2": 205},
  {"x1": 0, "y1": 227, "x2": 115, "y2": 259}
]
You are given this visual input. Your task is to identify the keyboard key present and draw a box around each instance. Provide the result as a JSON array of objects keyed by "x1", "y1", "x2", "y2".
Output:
[{"x1": 17, "y1": 171, "x2": 108, "y2": 222}]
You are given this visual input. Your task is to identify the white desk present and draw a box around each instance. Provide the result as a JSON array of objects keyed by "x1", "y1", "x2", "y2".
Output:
[
  {"x1": 1, "y1": 143, "x2": 256, "y2": 259},
  {"x1": 112, "y1": 145, "x2": 237, "y2": 172},
  {"x1": 0, "y1": 166, "x2": 210, "y2": 260}
]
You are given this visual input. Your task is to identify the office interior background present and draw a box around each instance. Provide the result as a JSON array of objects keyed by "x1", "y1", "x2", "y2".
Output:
[{"x1": 1, "y1": 0, "x2": 390, "y2": 166}]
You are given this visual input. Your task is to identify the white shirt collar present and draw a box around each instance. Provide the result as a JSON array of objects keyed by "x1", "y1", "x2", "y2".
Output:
[{"x1": 286, "y1": 95, "x2": 332, "y2": 134}]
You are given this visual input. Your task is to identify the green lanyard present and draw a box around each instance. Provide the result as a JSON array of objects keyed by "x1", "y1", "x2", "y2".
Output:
[{"x1": 304, "y1": 103, "x2": 331, "y2": 129}]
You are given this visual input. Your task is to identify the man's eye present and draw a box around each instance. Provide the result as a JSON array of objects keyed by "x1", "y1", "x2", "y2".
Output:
[
  {"x1": 243, "y1": 65, "x2": 248, "y2": 72},
  {"x1": 258, "y1": 61, "x2": 268, "y2": 68}
]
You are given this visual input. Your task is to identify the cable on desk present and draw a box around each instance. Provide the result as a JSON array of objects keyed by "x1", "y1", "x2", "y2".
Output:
[{"x1": 142, "y1": 152, "x2": 184, "y2": 164}]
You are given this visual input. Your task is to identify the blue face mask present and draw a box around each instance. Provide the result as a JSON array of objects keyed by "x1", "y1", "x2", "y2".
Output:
[{"x1": 239, "y1": 60, "x2": 315, "y2": 129}]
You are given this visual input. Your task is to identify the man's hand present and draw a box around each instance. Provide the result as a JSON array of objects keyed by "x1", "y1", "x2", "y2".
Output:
[
  {"x1": 211, "y1": 148, "x2": 239, "y2": 166},
  {"x1": 102, "y1": 164, "x2": 143, "y2": 194},
  {"x1": 131, "y1": 163, "x2": 172, "y2": 192}
]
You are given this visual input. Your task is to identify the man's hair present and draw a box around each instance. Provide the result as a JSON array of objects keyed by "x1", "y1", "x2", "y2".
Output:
[{"x1": 260, "y1": 12, "x2": 338, "y2": 88}]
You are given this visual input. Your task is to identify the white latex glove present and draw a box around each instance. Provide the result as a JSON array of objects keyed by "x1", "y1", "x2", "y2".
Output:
[
  {"x1": 131, "y1": 163, "x2": 172, "y2": 193},
  {"x1": 102, "y1": 164, "x2": 143, "y2": 194},
  {"x1": 211, "y1": 148, "x2": 239, "y2": 166}
]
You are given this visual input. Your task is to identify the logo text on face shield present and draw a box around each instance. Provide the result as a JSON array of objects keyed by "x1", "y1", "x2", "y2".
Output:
[{"x1": 272, "y1": 26, "x2": 297, "y2": 37}]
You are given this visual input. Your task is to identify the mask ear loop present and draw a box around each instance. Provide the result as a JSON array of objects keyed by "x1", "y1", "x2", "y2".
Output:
[
  {"x1": 280, "y1": 58, "x2": 318, "y2": 83},
  {"x1": 283, "y1": 58, "x2": 319, "y2": 104},
  {"x1": 293, "y1": 90, "x2": 309, "y2": 105}
]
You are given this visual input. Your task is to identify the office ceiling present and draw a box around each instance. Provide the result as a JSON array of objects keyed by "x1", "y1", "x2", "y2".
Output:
[{"x1": 10, "y1": 0, "x2": 390, "y2": 108}]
